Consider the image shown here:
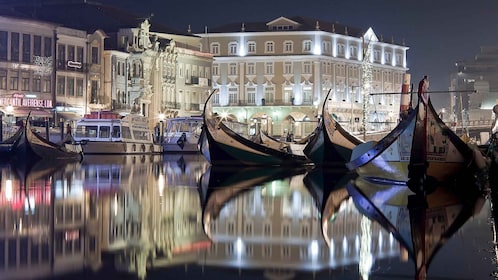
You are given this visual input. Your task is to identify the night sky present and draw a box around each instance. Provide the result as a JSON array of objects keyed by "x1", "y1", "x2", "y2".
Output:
[
  {"x1": 108, "y1": 0, "x2": 498, "y2": 109},
  {"x1": 4, "y1": 0, "x2": 498, "y2": 109}
]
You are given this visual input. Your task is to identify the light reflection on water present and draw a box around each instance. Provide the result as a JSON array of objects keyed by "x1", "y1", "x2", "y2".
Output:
[{"x1": 0, "y1": 154, "x2": 495, "y2": 280}]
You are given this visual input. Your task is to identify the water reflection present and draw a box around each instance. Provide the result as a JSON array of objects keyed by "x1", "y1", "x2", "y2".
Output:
[
  {"x1": 347, "y1": 174, "x2": 486, "y2": 280},
  {"x1": 0, "y1": 155, "x2": 492, "y2": 279}
]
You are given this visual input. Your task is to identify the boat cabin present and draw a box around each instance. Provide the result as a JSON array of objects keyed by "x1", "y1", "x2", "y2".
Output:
[{"x1": 74, "y1": 111, "x2": 153, "y2": 143}]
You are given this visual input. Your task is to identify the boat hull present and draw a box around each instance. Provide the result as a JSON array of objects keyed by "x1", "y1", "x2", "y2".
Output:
[
  {"x1": 80, "y1": 141, "x2": 162, "y2": 155},
  {"x1": 200, "y1": 118, "x2": 310, "y2": 166},
  {"x1": 200, "y1": 90, "x2": 310, "y2": 166},
  {"x1": 304, "y1": 89, "x2": 364, "y2": 166},
  {"x1": 347, "y1": 99, "x2": 474, "y2": 184},
  {"x1": 13, "y1": 115, "x2": 83, "y2": 162}
]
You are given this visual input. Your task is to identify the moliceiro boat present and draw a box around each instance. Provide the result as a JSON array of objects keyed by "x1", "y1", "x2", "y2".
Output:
[
  {"x1": 73, "y1": 111, "x2": 162, "y2": 155},
  {"x1": 346, "y1": 78, "x2": 476, "y2": 187},
  {"x1": 12, "y1": 112, "x2": 83, "y2": 162},
  {"x1": 198, "y1": 90, "x2": 311, "y2": 166},
  {"x1": 304, "y1": 89, "x2": 364, "y2": 166}
]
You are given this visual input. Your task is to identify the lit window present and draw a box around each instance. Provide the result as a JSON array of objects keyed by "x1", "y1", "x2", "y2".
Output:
[
  {"x1": 303, "y1": 40, "x2": 312, "y2": 52},
  {"x1": 265, "y1": 41, "x2": 274, "y2": 53}
]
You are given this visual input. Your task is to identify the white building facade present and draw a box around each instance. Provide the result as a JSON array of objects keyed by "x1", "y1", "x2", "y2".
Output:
[{"x1": 196, "y1": 16, "x2": 409, "y2": 138}]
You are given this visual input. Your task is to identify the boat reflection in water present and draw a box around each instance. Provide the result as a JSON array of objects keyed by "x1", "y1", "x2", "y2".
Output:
[
  {"x1": 0, "y1": 155, "x2": 493, "y2": 280},
  {"x1": 347, "y1": 174, "x2": 486, "y2": 280},
  {"x1": 200, "y1": 165, "x2": 403, "y2": 279}
]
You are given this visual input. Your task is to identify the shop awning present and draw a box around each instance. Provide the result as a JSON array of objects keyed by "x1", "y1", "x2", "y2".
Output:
[{"x1": 0, "y1": 108, "x2": 52, "y2": 117}]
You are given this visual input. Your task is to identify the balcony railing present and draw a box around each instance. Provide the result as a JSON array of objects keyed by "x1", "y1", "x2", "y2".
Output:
[{"x1": 213, "y1": 99, "x2": 313, "y2": 107}]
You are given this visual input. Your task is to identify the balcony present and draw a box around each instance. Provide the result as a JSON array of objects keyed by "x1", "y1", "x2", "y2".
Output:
[{"x1": 184, "y1": 76, "x2": 211, "y2": 86}]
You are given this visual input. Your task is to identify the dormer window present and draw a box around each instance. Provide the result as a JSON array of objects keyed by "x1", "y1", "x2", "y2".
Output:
[{"x1": 270, "y1": 25, "x2": 293, "y2": 31}]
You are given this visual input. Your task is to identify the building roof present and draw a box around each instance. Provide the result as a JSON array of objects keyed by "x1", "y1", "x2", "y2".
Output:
[{"x1": 197, "y1": 16, "x2": 364, "y2": 38}]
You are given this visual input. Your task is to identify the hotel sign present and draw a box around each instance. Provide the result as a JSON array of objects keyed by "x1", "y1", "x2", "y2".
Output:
[{"x1": 0, "y1": 93, "x2": 53, "y2": 108}]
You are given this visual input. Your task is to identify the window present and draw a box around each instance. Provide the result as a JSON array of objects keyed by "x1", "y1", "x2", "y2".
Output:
[
  {"x1": 90, "y1": 80, "x2": 98, "y2": 103},
  {"x1": 227, "y1": 221, "x2": 235, "y2": 234},
  {"x1": 246, "y1": 62, "x2": 255, "y2": 75},
  {"x1": 282, "y1": 246, "x2": 291, "y2": 259},
  {"x1": 265, "y1": 41, "x2": 274, "y2": 53},
  {"x1": 33, "y1": 35, "x2": 41, "y2": 56},
  {"x1": 265, "y1": 62, "x2": 273, "y2": 74},
  {"x1": 246, "y1": 86, "x2": 256, "y2": 104},
  {"x1": 58, "y1": 44, "x2": 66, "y2": 63},
  {"x1": 0, "y1": 31, "x2": 7, "y2": 60},
  {"x1": 67, "y1": 45, "x2": 75, "y2": 62},
  {"x1": 43, "y1": 37, "x2": 52, "y2": 57},
  {"x1": 76, "y1": 78, "x2": 83, "y2": 96},
  {"x1": 228, "y1": 42, "x2": 237, "y2": 55},
  {"x1": 350, "y1": 45, "x2": 358, "y2": 59},
  {"x1": 385, "y1": 52, "x2": 392, "y2": 64},
  {"x1": 284, "y1": 62, "x2": 292, "y2": 74},
  {"x1": 247, "y1": 41, "x2": 256, "y2": 53},
  {"x1": 0, "y1": 69, "x2": 6, "y2": 89},
  {"x1": 21, "y1": 77, "x2": 29, "y2": 91},
  {"x1": 396, "y1": 54, "x2": 402, "y2": 66},
  {"x1": 11, "y1": 32, "x2": 19, "y2": 62},
  {"x1": 33, "y1": 77, "x2": 41, "y2": 92},
  {"x1": 212, "y1": 64, "x2": 219, "y2": 76},
  {"x1": 10, "y1": 72, "x2": 18, "y2": 90},
  {"x1": 22, "y1": 34, "x2": 30, "y2": 63},
  {"x1": 263, "y1": 245, "x2": 271, "y2": 258},
  {"x1": 282, "y1": 223, "x2": 290, "y2": 237},
  {"x1": 67, "y1": 77, "x2": 75, "y2": 96},
  {"x1": 42, "y1": 78, "x2": 51, "y2": 92},
  {"x1": 244, "y1": 222, "x2": 253, "y2": 236},
  {"x1": 374, "y1": 50, "x2": 381, "y2": 62},
  {"x1": 229, "y1": 63, "x2": 237, "y2": 75},
  {"x1": 264, "y1": 85, "x2": 275, "y2": 103},
  {"x1": 303, "y1": 40, "x2": 312, "y2": 52},
  {"x1": 57, "y1": 76, "x2": 65, "y2": 96},
  {"x1": 303, "y1": 61, "x2": 312, "y2": 74},
  {"x1": 91, "y1": 46, "x2": 99, "y2": 64},
  {"x1": 228, "y1": 87, "x2": 238, "y2": 104},
  {"x1": 337, "y1": 43, "x2": 345, "y2": 57},
  {"x1": 263, "y1": 222, "x2": 271, "y2": 236},
  {"x1": 322, "y1": 41, "x2": 331, "y2": 54},
  {"x1": 210, "y1": 43, "x2": 220, "y2": 55},
  {"x1": 284, "y1": 41, "x2": 293, "y2": 53}
]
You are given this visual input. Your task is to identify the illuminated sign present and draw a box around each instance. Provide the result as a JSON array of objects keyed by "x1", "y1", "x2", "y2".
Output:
[
  {"x1": 0, "y1": 93, "x2": 53, "y2": 108},
  {"x1": 67, "y1": 61, "x2": 82, "y2": 69}
]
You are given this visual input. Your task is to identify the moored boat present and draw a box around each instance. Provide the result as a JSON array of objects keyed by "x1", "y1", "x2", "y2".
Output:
[
  {"x1": 0, "y1": 125, "x2": 23, "y2": 159},
  {"x1": 346, "y1": 95, "x2": 475, "y2": 185},
  {"x1": 304, "y1": 89, "x2": 364, "y2": 166},
  {"x1": 13, "y1": 113, "x2": 83, "y2": 162},
  {"x1": 198, "y1": 90, "x2": 311, "y2": 166},
  {"x1": 73, "y1": 111, "x2": 162, "y2": 155},
  {"x1": 162, "y1": 116, "x2": 202, "y2": 153}
]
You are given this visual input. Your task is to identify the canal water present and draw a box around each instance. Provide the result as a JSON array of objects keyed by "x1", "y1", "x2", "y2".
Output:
[{"x1": 0, "y1": 154, "x2": 496, "y2": 280}]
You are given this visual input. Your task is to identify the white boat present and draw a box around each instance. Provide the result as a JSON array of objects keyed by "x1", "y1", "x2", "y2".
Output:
[
  {"x1": 73, "y1": 111, "x2": 162, "y2": 155},
  {"x1": 162, "y1": 116, "x2": 203, "y2": 153}
]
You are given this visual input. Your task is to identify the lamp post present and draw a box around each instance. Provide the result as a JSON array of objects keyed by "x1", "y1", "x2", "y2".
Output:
[{"x1": 158, "y1": 113, "x2": 165, "y2": 143}]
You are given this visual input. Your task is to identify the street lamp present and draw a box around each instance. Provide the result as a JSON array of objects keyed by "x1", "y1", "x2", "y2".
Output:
[{"x1": 158, "y1": 113, "x2": 165, "y2": 143}]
